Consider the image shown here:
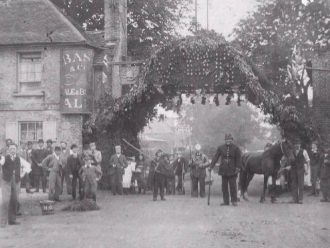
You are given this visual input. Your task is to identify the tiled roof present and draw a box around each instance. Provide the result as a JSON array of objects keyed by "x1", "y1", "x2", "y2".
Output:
[{"x1": 0, "y1": 0, "x2": 98, "y2": 46}]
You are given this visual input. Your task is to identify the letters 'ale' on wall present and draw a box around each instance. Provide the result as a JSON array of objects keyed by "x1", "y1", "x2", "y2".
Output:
[{"x1": 60, "y1": 49, "x2": 94, "y2": 114}]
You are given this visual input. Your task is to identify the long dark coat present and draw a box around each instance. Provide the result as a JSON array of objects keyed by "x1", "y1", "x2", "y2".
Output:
[{"x1": 211, "y1": 144, "x2": 242, "y2": 176}]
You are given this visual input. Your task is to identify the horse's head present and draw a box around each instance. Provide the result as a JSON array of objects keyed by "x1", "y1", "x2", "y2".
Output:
[{"x1": 280, "y1": 140, "x2": 295, "y2": 163}]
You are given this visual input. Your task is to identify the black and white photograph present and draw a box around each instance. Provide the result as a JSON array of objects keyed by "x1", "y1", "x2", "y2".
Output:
[{"x1": 0, "y1": 0, "x2": 329, "y2": 247}]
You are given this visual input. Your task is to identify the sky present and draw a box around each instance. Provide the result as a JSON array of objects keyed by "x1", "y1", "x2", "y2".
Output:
[{"x1": 193, "y1": 0, "x2": 258, "y2": 38}]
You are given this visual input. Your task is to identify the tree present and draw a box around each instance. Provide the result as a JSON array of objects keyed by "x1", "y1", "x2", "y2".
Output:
[
  {"x1": 51, "y1": 0, "x2": 192, "y2": 58},
  {"x1": 232, "y1": 0, "x2": 330, "y2": 142},
  {"x1": 180, "y1": 98, "x2": 279, "y2": 153}
]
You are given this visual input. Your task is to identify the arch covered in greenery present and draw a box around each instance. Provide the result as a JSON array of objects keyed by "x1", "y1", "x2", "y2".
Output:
[
  {"x1": 90, "y1": 33, "x2": 308, "y2": 142},
  {"x1": 86, "y1": 32, "x2": 312, "y2": 188}
]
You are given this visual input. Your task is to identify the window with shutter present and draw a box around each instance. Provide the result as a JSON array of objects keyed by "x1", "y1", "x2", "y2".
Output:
[
  {"x1": 43, "y1": 121, "x2": 57, "y2": 143},
  {"x1": 5, "y1": 122, "x2": 19, "y2": 145}
]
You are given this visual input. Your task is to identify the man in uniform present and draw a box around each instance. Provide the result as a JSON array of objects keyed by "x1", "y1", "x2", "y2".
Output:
[
  {"x1": 190, "y1": 151, "x2": 209, "y2": 198},
  {"x1": 173, "y1": 151, "x2": 188, "y2": 194},
  {"x1": 60, "y1": 141, "x2": 72, "y2": 195},
  {"x1": 31, "y1": 139, "x2": 48, "y2": 193},
  {"x1": 109, "y1": 145, "x2": 127, "y2": 195},
  {"x1": 210, "y1": 134, "x2": 242, "y2": 206}
]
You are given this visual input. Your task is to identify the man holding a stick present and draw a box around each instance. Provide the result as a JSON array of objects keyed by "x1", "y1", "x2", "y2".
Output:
[{"x1": 209, "y1": 134, "x2": 242, "y2": 207}]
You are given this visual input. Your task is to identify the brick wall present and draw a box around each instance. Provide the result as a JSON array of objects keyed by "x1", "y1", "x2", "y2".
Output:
[
  {"x1": 0, "y1": 111, "x2": 82, "y2": 147},
  {"x1": 0, "y1": 45, "x2": 89, "y2": 147},
  {"x1": 312, "y1": 50, "x2": 330, "y2": 145}
]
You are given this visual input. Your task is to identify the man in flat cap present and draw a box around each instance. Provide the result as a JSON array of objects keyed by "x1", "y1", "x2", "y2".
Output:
[
  {"x1": 189, "y1": 151, "x2": 209, "y2": 198},
  {"x1": 210, "y1": 134, "x2": 242, "y2": 206}
]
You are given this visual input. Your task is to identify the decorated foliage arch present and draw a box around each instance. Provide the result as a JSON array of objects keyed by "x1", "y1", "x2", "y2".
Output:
[
  {"x1": 91, "y1": 32, "x2": 306, "y2": 139},
  {"x1": 87, "y1": 32, "x2": 310, "y2": 188}
]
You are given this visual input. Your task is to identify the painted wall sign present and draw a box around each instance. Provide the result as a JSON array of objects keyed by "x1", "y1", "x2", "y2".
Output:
[{"x1": 60, "y1": 49, "x2": 94, "y2": 114}]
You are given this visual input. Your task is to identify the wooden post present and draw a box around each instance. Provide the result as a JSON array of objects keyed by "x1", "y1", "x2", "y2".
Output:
[{"x1": 104, "y1": 0, "x2": 128, "y2": 98}]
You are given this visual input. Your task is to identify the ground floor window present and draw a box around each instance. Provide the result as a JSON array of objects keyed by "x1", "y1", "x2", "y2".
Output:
[{"x1": 19, "y1": 121, "x2": 43, "y2": 145}]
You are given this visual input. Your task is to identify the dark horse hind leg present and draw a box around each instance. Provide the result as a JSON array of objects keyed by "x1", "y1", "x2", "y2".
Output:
[
  {"x1": 243, "y1": 173, "x2": 254, "y2": 201},
  {"x1": 270, "y1": 175, "x2": 277, "y2": 203},
  {"x1": 260, "y1": 175, "x2": 268, "y2": 203}
]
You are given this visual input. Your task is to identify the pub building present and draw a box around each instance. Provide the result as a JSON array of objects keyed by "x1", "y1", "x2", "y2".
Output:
[{"x1": 0, "y1": 0, "x2": 130, "y2": 147}]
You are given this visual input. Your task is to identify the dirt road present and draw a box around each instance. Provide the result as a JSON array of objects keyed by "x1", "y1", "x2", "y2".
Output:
[{"x1": 1, "y1": 175, "x2": 329, "y2": 248}]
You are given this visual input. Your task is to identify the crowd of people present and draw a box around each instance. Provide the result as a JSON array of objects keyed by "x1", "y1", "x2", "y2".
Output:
[
  {"x1": 1, "y1": 133, "x2": 330, "y2": 228},
  {"x1": 282, "y1": 140, "x2": 330, "y2": 204},
  {"x1": 0, "y1": 139, "x2": 103, "y2": 227}
]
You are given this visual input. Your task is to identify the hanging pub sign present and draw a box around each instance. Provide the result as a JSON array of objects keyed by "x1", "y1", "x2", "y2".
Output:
[{"x1": 60, "y1": 49, "x2": 94, "y2": 114}]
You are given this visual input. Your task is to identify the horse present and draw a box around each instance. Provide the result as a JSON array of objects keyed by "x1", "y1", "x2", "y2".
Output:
[{"x1": 239, "y1": 140, "x2": 295, "y2": 203}]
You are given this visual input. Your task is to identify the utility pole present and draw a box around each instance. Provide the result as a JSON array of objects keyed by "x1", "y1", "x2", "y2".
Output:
[
  {"x1": 104, "y1": 0, "x2": 128, "y2": 98},
  {"x1": 206, "y1": 0, "x2": 209, "y2": 30},
  {"x1": 195, "y1": 0, "x2": 198, "y2": 32}
]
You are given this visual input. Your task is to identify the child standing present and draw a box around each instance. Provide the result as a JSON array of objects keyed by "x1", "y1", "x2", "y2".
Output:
[
  {"x1": 123, "y1": 157, "x2": 136, "y2": 194},
  {"x1": 134, "y1": 154, "x2": 148, "y2": 194},
  {"x1": 80, "y1": 155, "x2": 102, "y2": 202}
]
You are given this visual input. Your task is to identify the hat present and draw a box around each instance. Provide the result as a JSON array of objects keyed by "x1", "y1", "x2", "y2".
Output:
[
  {"x1": 54, "y1": 146, "x2": 61, "y2": 152},
  {"x1": 225, "y1": 133, "x2": 234, "y2": 141},
  {"x1": 195, "y1": 151, "x2": 202, "y2": 157},
  {"x1": 83, "y1": 154, "x2": 94, "y2": 161},
  {"x1": 155, "y1": 149, "x2": 163, "y2": 156}
]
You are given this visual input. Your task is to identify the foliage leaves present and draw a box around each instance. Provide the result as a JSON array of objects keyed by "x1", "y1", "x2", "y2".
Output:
[
  {"x1": 89, "y1": 31, "x2": 309, "y2": 149},
  {"x1": 232, "y1": 0, "x2": 330, "y2": 143},
  {"x1": 51, "y1": 0, "x2": 192, "y2": 58}
]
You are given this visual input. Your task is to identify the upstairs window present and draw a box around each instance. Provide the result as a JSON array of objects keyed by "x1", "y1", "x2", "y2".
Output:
[{"x1": 18, "y1": 52, "x2": 42, "y2": 92}]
